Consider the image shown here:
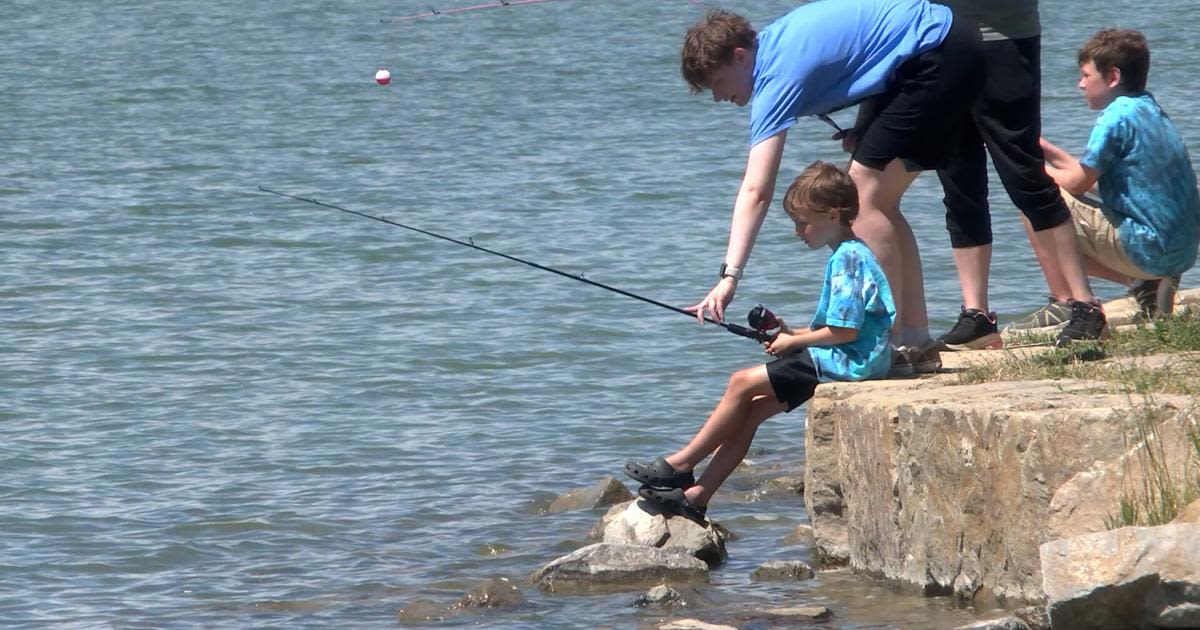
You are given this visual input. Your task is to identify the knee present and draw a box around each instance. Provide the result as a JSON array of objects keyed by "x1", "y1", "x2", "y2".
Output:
[{"x1": 725, "y1": 368, "x2": 759, "y2": 398}]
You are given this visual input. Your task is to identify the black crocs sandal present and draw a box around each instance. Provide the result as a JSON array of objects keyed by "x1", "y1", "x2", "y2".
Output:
[
  {"x1": 638, "y1": 485, "x2": 708, "y2": 523},
  {"x1": 623, "y1": 456, "x2": 695, "y2": 490}
]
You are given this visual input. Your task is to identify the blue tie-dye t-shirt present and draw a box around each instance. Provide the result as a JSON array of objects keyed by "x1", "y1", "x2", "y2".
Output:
[
  {"x1": 1081, "y1": 92, "x2": 1200, "y2": 277},
  {"x1": 806, "y1": 239, "x2": 895, "y2": 382}
]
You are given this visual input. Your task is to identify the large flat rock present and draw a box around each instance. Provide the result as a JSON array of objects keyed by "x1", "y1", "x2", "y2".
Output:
[
  {"x1": 805, "y1": 372, "x2": 1196, "y2": 602},
  {"x1": 531, "y1": 542, "x2": 708, "y2": 593},
  {"x1": 1041, "y1": 523, "x2": 1200, "y2": 629}
]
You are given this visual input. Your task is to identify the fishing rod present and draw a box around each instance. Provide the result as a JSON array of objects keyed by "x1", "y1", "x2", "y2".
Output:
[
  {"x1": 816, "y1": 113, "x2": 846, "y2": 135},
  {"x1": 257, "y1": 186, "x2": 771, "y2": 342}
]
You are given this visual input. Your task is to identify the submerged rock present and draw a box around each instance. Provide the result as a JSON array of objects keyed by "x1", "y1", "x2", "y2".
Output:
[
  {"x1": 546, "y1": 476, "x2": 634, "y2": 514},
  {"x1": 531, "y1": 542, "x2": 708, "y2": 593},
  {"x1": 396, "y1": 599, "x2": 449, "y2": 623},
  {"x1": 475, "y1": 542, "x2": 512, "y2": 556},
  {"x1": 451, "y1": 577, "x2": 526, "y2": 610},
  {"x1": 950, "y1": 616, "x2": 1032, "y2": 630},
  {"x1": 633, "y1": 584, "x2": 685, "y2": 608},
  {"x1": 757, "y1": 606, "x2": 832, "y2": 621},
  {"x1": 590, "y1": 499, "x2": 727, "y2": 566},
  {"x1": 781, "y1": 523, "x2": 815, "y2": 546},
  {"x1": 757, "y1": 474, "x2": 805, "y2": 498},
  {"x1": 658, "y1": 619, "x2": 737, "y2": 630},
  {"x1": 751, "y1": 560, "x2": 815, "y2": 582},
  {"x1": 1040, "y1": 523, "x2": 1200, "y2": 629}
]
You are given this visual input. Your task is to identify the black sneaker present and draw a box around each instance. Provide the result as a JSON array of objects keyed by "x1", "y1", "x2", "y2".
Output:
[
  {"x1": 939, "y1": 307, "x2": 1003, "y2": 351},
  {"x1": 1128, "y1": 279, "x2": 1161, "y2": 318},
  {"x1": 1129, "y1": 275, "x2": 1182, "y2": 318},
  {"x1": 1158, "y1": 275, "x2": 1182, "y2": 316},
  {"x1": 1055, "y1": 300, "x2": 1109, "y2": 346}
]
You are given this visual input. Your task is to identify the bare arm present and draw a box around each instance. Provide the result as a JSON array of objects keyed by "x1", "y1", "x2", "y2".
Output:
[
  {"x1": 1040, "y1": 137, "x2": 1100, "y2": 196},
  {"x1": 765, "y1": 324, "x2": 858, "y2": 356},
  {"x1": 686, "y1": 131, "x2": 788, "y2": 323}
]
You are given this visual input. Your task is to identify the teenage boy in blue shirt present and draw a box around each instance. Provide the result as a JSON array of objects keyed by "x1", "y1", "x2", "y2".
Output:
[
  {"x1": 682, "y1": 0, "x2": 984, "y2": 375},
  {"x1": 625, "y1": 162, "x2": 895, "y2": 520},
  {"x1": 1040, "y1": 28, "x2": 1200, "y2": 326}
]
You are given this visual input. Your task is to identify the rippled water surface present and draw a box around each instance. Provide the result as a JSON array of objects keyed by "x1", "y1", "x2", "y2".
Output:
[{"x1": 4, "y1": 0, "x2": 1197, "y2": 627}]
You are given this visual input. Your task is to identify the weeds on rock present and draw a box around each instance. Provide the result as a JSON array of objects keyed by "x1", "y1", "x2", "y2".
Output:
[
  {"x1": 956, "y1": 312, "x2": 1200, "y2": 395},
  {"x1": 1104, "y1": 392, "x2": 1200, "y2": 529}
]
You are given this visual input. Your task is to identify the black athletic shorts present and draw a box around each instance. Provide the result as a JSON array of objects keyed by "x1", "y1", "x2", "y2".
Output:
[
  {"x1": 936, "y1": 35, "x2": 1072, "y2": 248},
  {"x1": 852, "y1": 15, "x2": 984, "y2": 172},
  {"x1": 765, "y1": 350, "x2": 820, "y2": 412}
]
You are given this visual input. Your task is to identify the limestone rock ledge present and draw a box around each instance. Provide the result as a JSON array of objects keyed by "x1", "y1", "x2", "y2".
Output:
[{"x1": 804, "y1": 365, "x2": 1197, "y2": 603}]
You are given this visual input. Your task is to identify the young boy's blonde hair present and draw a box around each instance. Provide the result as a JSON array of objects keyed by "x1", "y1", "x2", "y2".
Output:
[
  {"x1": 782, "y1": 161, "x2": 860, "y2": 227},
  {"x1": 1078, "y1": 28, "x2": 1151, "y2": 93},
  {"x1": 680, "y1": 9, "x2": 757, "y2": 93}
]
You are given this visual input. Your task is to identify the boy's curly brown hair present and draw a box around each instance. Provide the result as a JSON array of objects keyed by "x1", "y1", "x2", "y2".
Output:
[
  {"x1": 680, "y1": 9, "x2": 757, "y2": 93},
  {"x1": 783, "y1": 161, "x2": 860, "y2": 227},
  {"x1": 1078, "y1": 28, "x2": 1150, "y2": 93}
]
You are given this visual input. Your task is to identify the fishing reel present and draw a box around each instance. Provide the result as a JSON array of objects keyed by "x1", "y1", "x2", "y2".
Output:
[
  {"x1": 747, "y1": 304, "x2": 781, "y2": 335},
  {"x1": 724, "y1": 304, "x2": 781, "y2": 342}
]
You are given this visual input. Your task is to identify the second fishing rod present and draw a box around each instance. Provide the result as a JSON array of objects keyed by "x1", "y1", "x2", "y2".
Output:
[{"x1": 258, "y1": 186, "x2": 781, "y2": 342}]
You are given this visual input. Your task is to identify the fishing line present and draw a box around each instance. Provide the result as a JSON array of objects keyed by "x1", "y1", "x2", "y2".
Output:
[{"x1": 257, "y1": 186, "x2": 767, "y2": 341}]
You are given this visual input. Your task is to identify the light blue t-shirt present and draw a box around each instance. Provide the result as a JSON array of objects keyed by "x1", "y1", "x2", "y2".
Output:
[
  {"x1": 1081, "y1": 92, "x2": 1200, "y2": 277},
  {"x1": 806, "y1": 239, "x2": 895, "y2": 382},
  {"x1": 749, "y1": 0, "x2": 953, "y2": 147}
]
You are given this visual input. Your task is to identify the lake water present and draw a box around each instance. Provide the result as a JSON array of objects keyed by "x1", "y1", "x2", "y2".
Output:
[{"x1": 3, "y1": 0, "x2": 1197, "y2": 627}]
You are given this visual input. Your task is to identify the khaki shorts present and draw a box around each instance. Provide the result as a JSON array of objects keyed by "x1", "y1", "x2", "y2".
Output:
[{"x1": 1062, "y1": 190, "x2": 1158, "y2": 280}]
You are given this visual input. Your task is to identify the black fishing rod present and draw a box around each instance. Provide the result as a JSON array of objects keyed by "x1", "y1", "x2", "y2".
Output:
[{"x1": 257, "y1": 186, "x2": 769, "y2": 342}]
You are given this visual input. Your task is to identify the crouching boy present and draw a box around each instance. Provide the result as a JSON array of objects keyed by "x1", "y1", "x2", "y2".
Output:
[
  {"x1": 1040, "y1": 28, "x2": 1200, "y2": 321},
  {"x1": 622, "y1": 162, "x2": 895, "y2": 520}
]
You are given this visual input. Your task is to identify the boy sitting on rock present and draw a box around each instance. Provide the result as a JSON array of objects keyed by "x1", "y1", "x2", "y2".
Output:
[
  {"x1": 624, "y1": 162, "x2": 895, "y2": 521},
  {"x1": 1040, "y1": 28, "x2": 1200, "y2": 323}
]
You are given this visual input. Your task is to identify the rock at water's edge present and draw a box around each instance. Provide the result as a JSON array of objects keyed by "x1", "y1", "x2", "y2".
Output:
[
  {"x1": 451, "y1": 577, "x2": 526, "y2": 610},
  {"x1": 658, "y1": 619, "x2": 737, "y2": 630},
  {"x1": 546, "y1": 476, "x2": 633, "y2": 514},
  {"x1": 634, "y1": 584, "x2": 684, "y2": 608},
  {"x1": 591, "y1": 499, "x2": 727, "y2": 566},
  {"x1": 804, "y1": 376, "x2": 1197, "y2": 602},
  {"x1": 758, "y1": 606, "x2": 832, "y2": 620},
  {"x1": 751, "y1": 560, "x2": 815, "y2": 582},
  {"x1": 1040, "y1": 523, "x2": 1200, "y2": 629},
  {"x1": 531, "y1": 542, "x2": 708, "y2": 593}
]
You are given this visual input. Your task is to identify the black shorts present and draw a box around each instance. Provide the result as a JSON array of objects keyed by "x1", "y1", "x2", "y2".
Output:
[
  {"x1": 765, "y1": 350, "x2": 819, "y2": 413},
  {"x1": 936, "y1": 36, "x2": 1072, "y2": 247},
  {"x1": 852, "y1": 15, "x2": 984, "y2": 172}
]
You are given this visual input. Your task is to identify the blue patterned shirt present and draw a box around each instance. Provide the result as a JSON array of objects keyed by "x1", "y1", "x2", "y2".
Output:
[
  {"x1": 806, "y1": 239, "x2": 895, "y2": 381},
  {"x1": 1081, "y1": 92, "x2": 1200, "y2": 276}
]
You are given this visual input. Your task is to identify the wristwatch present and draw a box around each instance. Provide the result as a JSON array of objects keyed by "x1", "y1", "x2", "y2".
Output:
[{"x1": 719, "y1": 263, "x2": 743, "y2": 280}]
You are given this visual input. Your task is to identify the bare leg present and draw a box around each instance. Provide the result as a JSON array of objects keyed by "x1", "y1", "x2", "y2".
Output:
[
  {"x1": 1025, "y1": 217, "x2": 1097, "y2": 303},
  {"x1": 1083, "y1": 255, "x2": 1133, "y2": 286},
  {"x1": 849, "y1": 159, "x2": 924, "y2": 345},
  {"x1": 684, "y1": 395, "x2": 788, "y2": 506},
  {"x1": 665, "y1": 365, "x2": 778, "y2": 471},
  {"x1": 953, "y1": 244, "x2": 992, "y2": 312}
]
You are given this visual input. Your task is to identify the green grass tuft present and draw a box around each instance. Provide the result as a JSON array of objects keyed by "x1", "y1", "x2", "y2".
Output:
[{"x1": 953, "y1": 312, "x2": 1200, "y2": 528}]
